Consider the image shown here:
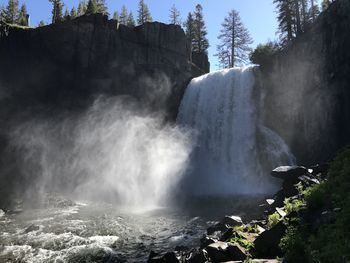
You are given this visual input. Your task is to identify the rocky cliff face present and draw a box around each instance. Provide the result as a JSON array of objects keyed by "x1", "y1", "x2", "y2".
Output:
[
  {"x1": 0, "y1": 14, "x2": 208, "y2": 208},
  {"x1": 260, "y1": 0, "x2": 350, "y2": 164},
  {"x1": 0, "y1": 14, "x2": 208, "y2": 119}
]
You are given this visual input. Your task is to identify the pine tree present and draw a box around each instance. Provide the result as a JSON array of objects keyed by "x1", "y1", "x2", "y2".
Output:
[
  {"x1": 77, "y1": 0, "x2": 87, "y2": 16},
  {"x1": 70, "y1": 7, "x2": 77, "y2": 18},
  {"x1": 184, "y1": 12, "x2": 195, "y2": 49},
  {"x1": 86, "y1": 0, "x2": 98, "y2": 15},
  {"x1": 49, "y1": 0, "x2": 64, "y2": 24},
  {"x1": 322, "y1": 0, "x2": 331, "y2": 10},
  {"x1": 0, "y1": 5, "x2": 5, "y2": 22},
  {"x1": 112, "y1": 11, "x2": 119, "y2": 20},
  {"x1": 97, "y1": 0, "x2": 108, "y2": 15},
  {"x1": 274, "y1": 0, "x2": 295, "y2": 44},
  {"x1": 309, "y1": 0, "x2": 320, "y2": 22},
  {"x1": 119, "y1": 5, "x2": 128, "y2": 25},
  {"x1": 216, "y1": 9, "x2": 252, "y2": 68},
  {"x1": 17, "y1": 3, "x2": 28, "y2": 26},
  {"x1": 169, "y1": 4, "x2": 181, "y2": 25},
  {"x1": 127, "y1": 12, "x2": 135, "y2": 27},
  {"x1": 38, "y1": 20, "x2": 46, "y2": 27},
  {"x1": 137, "y1": 0, "x2": 152, "y2": 25},
  {"x1": 64, "y1": 8, "x2": 70, "y2": 21},
  {"x1": 193, "y1": 4, "x2": 209, "y2": 53},
  {"x1": 4, "y1": 0, "x2": 19, "y2": 24}
]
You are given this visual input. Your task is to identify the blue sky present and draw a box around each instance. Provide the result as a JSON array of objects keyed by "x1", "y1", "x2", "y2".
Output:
[{"x1": 0, "y1": 0, "x2": 317, "y2": 70}]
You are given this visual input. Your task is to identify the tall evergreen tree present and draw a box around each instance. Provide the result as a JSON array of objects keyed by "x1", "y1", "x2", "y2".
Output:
[
  {"x1": 86, "y1": 0, "x2": 98, "y2": 15},
  {"x1": 64, "y1": 8, "x2": 70, "y2": 21},
  {"x1": 184, "y1": 12, "x2": 195, "y2": 49},
  {"x1": 137, "y1": 0, "x2": 152, "y2": 25},
  {"x1": 119, "y1": 5, "x2": 128, "y2": 25},
  {"x1": 193, "y1": 4, "x2": 209, "y2": 53},
  {"x1": 127, "y1": 12, "x2": 135, "y2": 27},
  {"x1": 49, "y1": 0, "x2": 63, "y2": 24},
  {"x1": 216, "y1": 9, "x2": 252, "y2": 68},
  {"x1": 97, "y1": 0, "x2": 108, "y2": 15},
  {"x1": 4, "y1": 0, "x2": 19, "y2": 24},
  {"x1": 169, "y1": 4, "x2": 181, "y2": 25},
  {"x1": 17, "y1": 3, "x2": 28, "y2": 26},
  {"x1": 0, "y1": 5, "x2": 5, "y2": 22},
  {"x1": 309, "y1": 0, "x2": 320, "y2": 22},
  {"x1": 112, "y1": 10, "x2": 119, "y2": 20},
  {"x1": 77, "y1": 0, "x2": 87, "y2": 16},
  {"x1": 70, "y1": 7, "x2": 77, "y2": 18},
  {"x1": 274, "y1": 0, "x2": 295, "y2": 44},
  {"x1": 322, "y1": 0, "x2": 331, "y2": 10}
]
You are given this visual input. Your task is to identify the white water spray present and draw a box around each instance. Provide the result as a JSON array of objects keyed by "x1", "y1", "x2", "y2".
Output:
[
  {"x1": 177, "y1": 66, "x2": 295, "y2": 195},
  {"x1": 12, "y1": 96, "x2": 192, "y2": 209}
]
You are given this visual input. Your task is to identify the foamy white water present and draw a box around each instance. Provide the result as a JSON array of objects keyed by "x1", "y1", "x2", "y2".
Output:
[{"x1": 177, "y1": 66, "x2": 295, "y2": 194}]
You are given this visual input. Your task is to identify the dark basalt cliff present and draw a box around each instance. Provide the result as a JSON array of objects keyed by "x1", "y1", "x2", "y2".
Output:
[
  {"x1": 0, "y1": 15, "x2": 209, "y2": 208},
  {"x1": 0, "y1": 14, "x2": 208, "y2": 119},
  {"x1": 260, "y1": 0, "x2": 350, "y2": 165}
]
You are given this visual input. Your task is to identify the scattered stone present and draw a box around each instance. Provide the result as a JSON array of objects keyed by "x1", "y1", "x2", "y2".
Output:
[
  {"x1": 207, "y1": 222, "x2": 229, "y2": 235},
  {"x1": 266, "y1": 199, "x2": 275, "y2": 205},
  {"x1": 205, "y1": 241, "x2": 247, "y2": 262},
  {"x1": 200, "y1": 236, "x2": 217, "y2": 249},
  {"x1": 219, "y1": 228, "x2": 235, "y2": 241},
  {"x1": 186, "y1": 249, "x2": 208, "y2": 263},
  {"x1": 222, "y1": 215, "x2": 243, "y2": 227},
  {"x1": 309, "y1": 163, "x2": 329, "y2": 175},
  {"x1": 253, "y1": 221, "x2": 286, "y2": 258},
  {"x1": 298, "y1": 175, "x2": 320, "y2": 186},
  {"x1": 333, "y1": 207, "x2": 342, "y2": 212},
  {"x1": 275, "y1": 207, "x2": 287, "y2": 218},
  {"x1": 24, "y1": 224, "x2": 40, "y2": 233},
  {"x1": 271, "y1": 166, "x2": 308, "y2": 180}
]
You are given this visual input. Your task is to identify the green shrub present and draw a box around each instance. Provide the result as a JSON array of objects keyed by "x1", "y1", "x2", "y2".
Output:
[
  {"x1": 280, "y1": 225, "x2": 307, "y2": 263},
  {"x1": 267, "y1": 212, "x2": 281, "y2": 229},
  {"x1": 303, "y1": 183, "x2": 328, "y2": 211}
]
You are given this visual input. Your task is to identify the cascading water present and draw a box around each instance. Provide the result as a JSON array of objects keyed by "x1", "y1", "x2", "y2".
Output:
[{"x1": 177, "y1": 66, "x2": 295, "y2": 195}]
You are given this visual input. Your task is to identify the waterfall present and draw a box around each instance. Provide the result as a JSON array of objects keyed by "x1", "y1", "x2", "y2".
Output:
[{"x1": 177, "y1": 66, "x2": 295, "y2": 195}]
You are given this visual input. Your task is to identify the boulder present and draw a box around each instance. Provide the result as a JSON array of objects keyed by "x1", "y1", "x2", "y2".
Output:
[
  {"x1": 253, "y1": 221, "x2": 286, "y2": 258},
  {"x1": 200, "y1": 236, "x2": 217, "y2": 249},
  {"x1": 271, "y1": 166, "x2": 308, "y2": 180},
  {"x1": 222, "y1": 215, "x2": 243, "y2": 227},
  {"x1": 205, "y1": 241, "x2": 247, "y2": 262},
  {"x1": 24, "y1": 224, "x2": 40, "y2": 233},
  {"x1": 207, "y1": 222, "x2": 229, "y2": 235},
  {"x1": 186, "y1": 249, "x2": 208, "y2": 263}
]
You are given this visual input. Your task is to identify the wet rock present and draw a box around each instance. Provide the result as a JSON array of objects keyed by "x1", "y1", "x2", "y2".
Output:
[
  {"x1": 163, "y1": 252, "x2": 179, "y2": 263},
  {"x1": 298, "y1": 174, "x2": 320, "y2": 186},
  {"x1": 219, "y1": 228, "x2": 235, "y2": 241},
  {"x1": 186, "y1": 249, "x2": 208, "y2": 263},
  {"x1": 309, "y1": 164, "x2": 329, "y2": 175},
  {"x1": 200, "y1": 236, "x2": 217, "y2": 249},
  {"x1": 24, "y1": 224, "x2": 40, "y2": 233},
  {"x1": 253, "y1": 221, "x2": 286, "y2": 258},
  {"x1": 222, "y1": 215, "x2": 243, "y2": 227},
  {"x1": 205, "y1": 241, "x2": 247, "y2": 262},
  {"x1": 271, "y1": 166, "x2": 308, "y2": 180},
  {"x1": 207, "y1": 222, "x2": 228, "y2": 235},
  {"x1": 174, "y1": 245, "x2": 188, "y2": 252}
]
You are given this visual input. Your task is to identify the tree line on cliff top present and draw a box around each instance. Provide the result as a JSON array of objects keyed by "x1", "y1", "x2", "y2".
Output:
[{"x1": 0, "y1": 0, "x2": 336, "y2": 69}]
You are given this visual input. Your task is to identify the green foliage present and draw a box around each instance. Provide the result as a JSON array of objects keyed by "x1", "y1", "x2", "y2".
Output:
[
  {"x1": 70, "y1": 7, "x2": 77, "y2": 19},
  {"x1": 283, "y1": 197, "x2": 305, "y2": 214},
  {"x1": 86, "y1": 0, "x2": 98, "y2": 15},
  {"x1": 249, "y1": 42, "x2": 279, "y2": 67},
  {"x1": 17, "y1": 4, "x2": 28, "y2": 26},
  {"x1": 280, "y1": 225, "x2": 307, "y2": 263},
  {"x1": 49, "y1": 0, "x2": 63, "y2": 24},
  {"x1": 169, "y1": 4, "x2": 181, "y2": 25},
  {"x1": 280, "y1": 147, "x2": 350, "y2": 262},
  {"x1": 192, "y1": 4, "x2": 209, "y2": 53},
  {"x1": 303, "y1": 183, "x2": 328, "y2": 211},
  {"x1": 216, "y1": 9, "x2": 252, "y2": 68},
  {"x1": 77, "y1": 0, "x2": 87, "y2": 16},
  {"x1": 267, "y1": 212, "x2": 281, "y2": 229},
  {"x1": 38, "y1": 20, "x2": 46, "y2": 27},
  {"x1": 137, "y1": 0, "x2": 152, "y2": 25},
  {"x1": 127, "y1": 12, "x2": 135, "y2": 27},
  {"x1": 228, "y1": 231, "x2": 254, "y2": 252},
  {"x1": 119, "y1": 5, "x2": 128, "y2": 25}
]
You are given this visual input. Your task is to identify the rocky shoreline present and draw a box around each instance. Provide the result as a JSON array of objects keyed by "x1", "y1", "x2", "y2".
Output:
[{"x1": 148, "y1": 164, "x2": 329, "y2": 263}]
